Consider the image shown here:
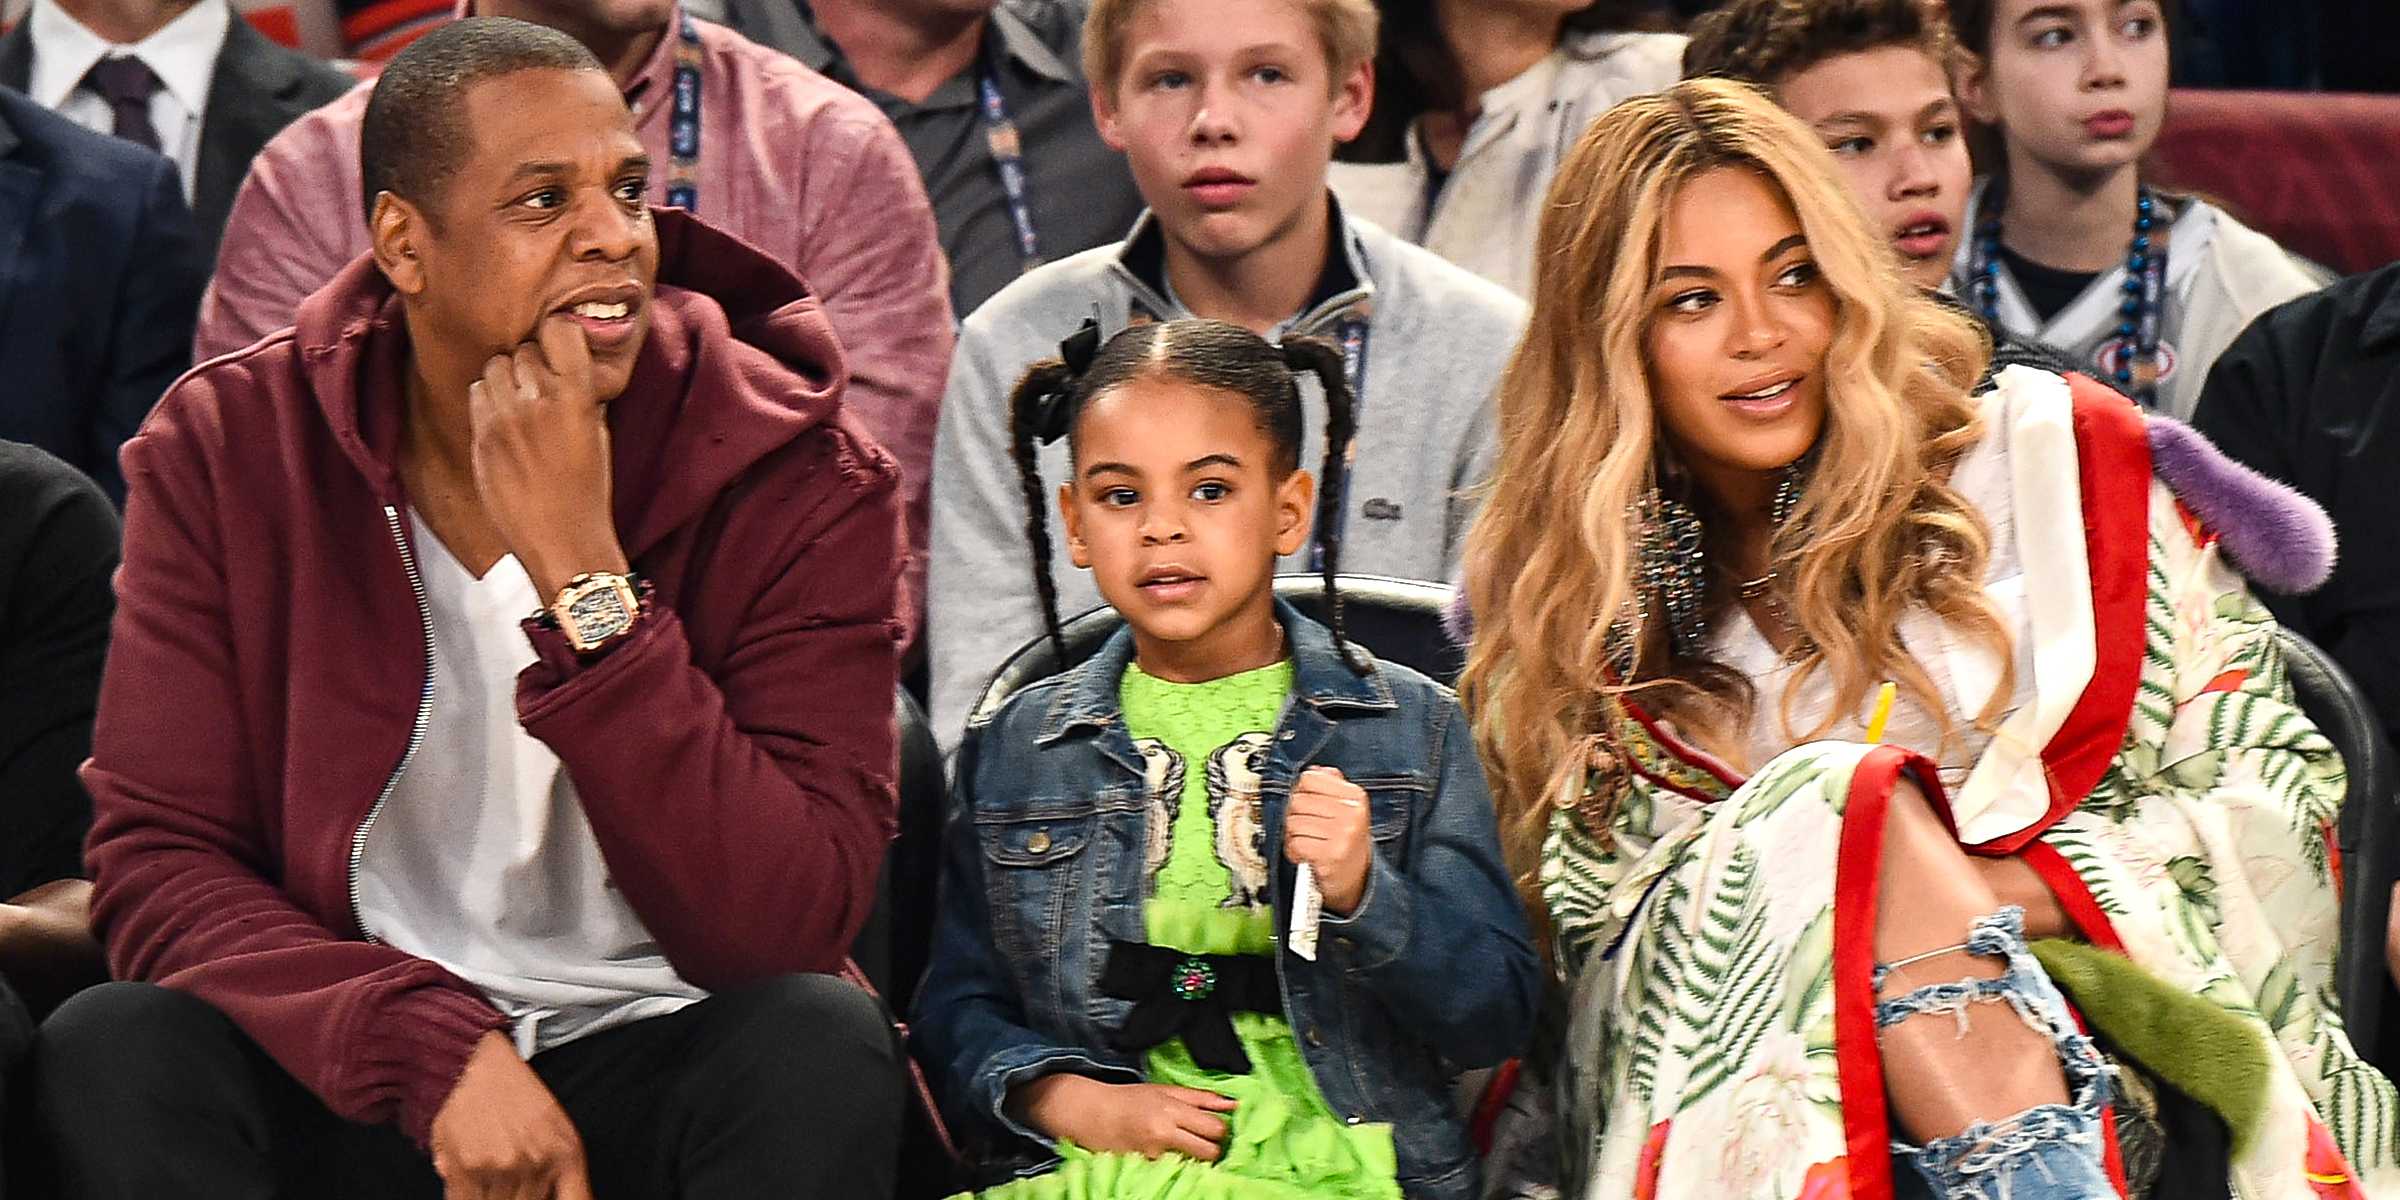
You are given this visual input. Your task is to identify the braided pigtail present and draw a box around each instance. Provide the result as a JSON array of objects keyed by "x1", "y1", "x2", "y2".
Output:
[
  {"x1": 1009, "y1": 360, "x2": 1076, "y2": 664},
  {"x1": 1281, "y1": 338, "x2": 1364, "y2": 673}
]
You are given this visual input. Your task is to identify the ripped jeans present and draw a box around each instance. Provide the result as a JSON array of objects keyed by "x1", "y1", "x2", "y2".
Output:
[{"x1": 1880, "y1": 907, "x2": 2121, "y2": 1200}]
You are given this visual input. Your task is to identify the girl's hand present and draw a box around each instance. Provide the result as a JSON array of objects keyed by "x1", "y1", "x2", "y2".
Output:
[
  {"x1": 1007, "y1": 1074, "x2": 1238, "y2": 1160},
  {"x1": 1286, "y1": 766, "x2": 1372, "y2": 915}
]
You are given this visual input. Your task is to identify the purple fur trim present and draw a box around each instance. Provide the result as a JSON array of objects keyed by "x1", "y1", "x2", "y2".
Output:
[
  {"x1": 2145, "y1": 415, "x2": 2336, "y2": 594},
  {"x1": 1444, "y1": 582, "x2": 1474, "y2": 646}
]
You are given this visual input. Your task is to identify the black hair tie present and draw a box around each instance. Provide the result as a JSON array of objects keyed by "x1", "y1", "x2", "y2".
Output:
[
  {"x1": 1098, "y1": 938, "x2": 1282, "y2": 1075},
  {"x1": 1032, "y1": 318, "x2": 1103, "y2": 446}
]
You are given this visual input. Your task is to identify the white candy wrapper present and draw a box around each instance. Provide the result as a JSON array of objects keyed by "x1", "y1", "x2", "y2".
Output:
[{"x1": 1289, "y1": 862, "x2": 1325, "y2": 960}]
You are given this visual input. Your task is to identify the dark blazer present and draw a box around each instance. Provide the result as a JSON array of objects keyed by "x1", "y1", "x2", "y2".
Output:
[
  {"x1": 0, "y1": 14, "x2": 352, "y2": 261},
  {"x1": 0, "y1": 440, "x2": 117, "y2": 901},
  {"x1": 0, "y1": 85, "x2": 206, "y2": 502}
]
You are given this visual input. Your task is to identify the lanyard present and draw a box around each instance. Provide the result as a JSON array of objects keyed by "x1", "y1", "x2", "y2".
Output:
[
  {"x1": 977, "y1": 74, "x2": 1042, "y2": 274},
  {"x1": 665, "y1": 11, "x2": 702, "y2": 211}
]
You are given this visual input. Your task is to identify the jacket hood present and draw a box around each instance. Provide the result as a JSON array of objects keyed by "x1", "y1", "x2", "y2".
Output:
[{"x1": 290, "y1": 206, "x2": 850, "y2": 556}]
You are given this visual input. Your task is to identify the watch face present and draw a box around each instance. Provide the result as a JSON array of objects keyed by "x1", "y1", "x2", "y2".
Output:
[{"x1": 563, "y1": 580, "x2": 637, "y2": 647}]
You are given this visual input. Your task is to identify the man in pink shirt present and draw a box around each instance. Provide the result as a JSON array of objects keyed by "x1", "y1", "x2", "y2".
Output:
[{"x1": 197, "y1": 0, "x2": 953, "y2": 645}]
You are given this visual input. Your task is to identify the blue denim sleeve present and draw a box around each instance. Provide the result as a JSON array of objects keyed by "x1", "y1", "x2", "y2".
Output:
[
  {"x1": 1318, "y1": 693, "x2": 1539, "y2": 1067},
  {"x1": 909, "y1": 723, "x2": 1141, "y2": 1149}
]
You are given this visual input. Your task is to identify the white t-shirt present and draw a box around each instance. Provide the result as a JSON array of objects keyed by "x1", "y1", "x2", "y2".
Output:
[{"x1": 355, "y1": 512, "x2": 703, "y2": 1058}]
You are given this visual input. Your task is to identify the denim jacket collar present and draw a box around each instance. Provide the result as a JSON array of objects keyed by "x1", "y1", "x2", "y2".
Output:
[{"x1": 1036, "y1": 599, "x2": 1397, "y2": 745}]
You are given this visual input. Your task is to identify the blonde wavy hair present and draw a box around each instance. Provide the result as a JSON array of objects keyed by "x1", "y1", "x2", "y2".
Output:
[{"x1": 1459, "y1": 78, "x2": 2007, "y2": 909}]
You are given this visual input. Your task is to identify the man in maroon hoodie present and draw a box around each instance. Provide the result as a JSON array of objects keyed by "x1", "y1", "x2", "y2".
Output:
[{"x1": 34, "y1": 18, "x2": 904, "y2": 1200}]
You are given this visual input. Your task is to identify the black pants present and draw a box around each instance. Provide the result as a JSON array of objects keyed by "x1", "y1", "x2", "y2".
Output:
[
  {"x1": 33, "y1": 975, "x2": 902, "y2": 1200},
  {"x1": 0, "y1": 976, "x2": 34, "y2": 1198}
]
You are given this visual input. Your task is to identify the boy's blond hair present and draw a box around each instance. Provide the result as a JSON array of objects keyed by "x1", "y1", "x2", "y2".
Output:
[{"x1": 1083, "y1": 0, "x2": 1379, "y2": 101}]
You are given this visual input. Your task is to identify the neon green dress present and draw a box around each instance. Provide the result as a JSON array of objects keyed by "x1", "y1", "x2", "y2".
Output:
[{"x1": 969, "y1": 660, "x2": 1403, "y2": 1200}]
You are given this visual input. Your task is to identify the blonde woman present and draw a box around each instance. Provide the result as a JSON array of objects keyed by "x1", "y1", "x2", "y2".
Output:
[{"x1": 1461, "y1": 78, "x2": 2396, "y2": 1200}]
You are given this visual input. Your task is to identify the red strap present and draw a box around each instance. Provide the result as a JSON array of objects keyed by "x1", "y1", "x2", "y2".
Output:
[
  {"x1": 1468, "y1": 1059, "x2": 1522, "y2": 1153},
  {"x1": 838, "y1": 958, "x2": 963, "y2": 1163}
]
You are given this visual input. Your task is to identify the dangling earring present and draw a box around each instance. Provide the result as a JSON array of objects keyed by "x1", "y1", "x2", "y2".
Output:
[
  {"x1": 1634, "y1": 486, "x2": 1708, "y2": 657},
  {"x1": 1737, "y1": 459, "x2": 1810, "y2": 603},
  {"x1": 1771, "y1": 460, "x2": 1802, "y2": 529}
]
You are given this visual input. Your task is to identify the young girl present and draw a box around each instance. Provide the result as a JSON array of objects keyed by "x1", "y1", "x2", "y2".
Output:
[
  {"x1": 1945, "y1": 0, "x2": 2325, "y2": 418},
  {"x1": 914, "y1": 319, "x2": 1539, "y2": 1200},
  {"x1": 1328, "y1": 0, "x2": 1686, "y2": 297}
]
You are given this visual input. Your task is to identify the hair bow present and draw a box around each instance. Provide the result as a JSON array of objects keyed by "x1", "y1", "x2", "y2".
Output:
[{"x1": 1031, "y1": 318, "x2": 1103, "y2": 446}]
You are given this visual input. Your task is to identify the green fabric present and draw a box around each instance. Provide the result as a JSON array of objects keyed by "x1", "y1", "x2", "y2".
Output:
[
  {"x1": 967, "y1": 661, "x2": 1401, "y2": 1200},
  {"x1": 1124, "y1": 659, "x2": 1293, "y2": 940},
  {"x1": 2030, "y1": 937, "x2": 2274, "y2": 1155}
]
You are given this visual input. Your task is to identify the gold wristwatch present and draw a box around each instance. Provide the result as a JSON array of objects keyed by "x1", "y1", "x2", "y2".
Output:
[{"x1": 548, "y1": 571, "x2": 644, "y2": 655}]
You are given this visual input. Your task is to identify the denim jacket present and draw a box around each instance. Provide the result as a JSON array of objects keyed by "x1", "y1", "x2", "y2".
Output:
[{"x1": 912, "y1": 603, "x2": 1539, "y2": 1200}]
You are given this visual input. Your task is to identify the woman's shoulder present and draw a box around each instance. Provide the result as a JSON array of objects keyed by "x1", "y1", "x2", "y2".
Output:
[
  {"x1": 1977, "y1": 364, "x2": 2141, "y2": 437},
  {"x1": 1952, "y1": 367, "x2": 2142, "y2": 555},
  {"x1": 1971, "y1": 363, "x2": 2091, "y2": 457}
]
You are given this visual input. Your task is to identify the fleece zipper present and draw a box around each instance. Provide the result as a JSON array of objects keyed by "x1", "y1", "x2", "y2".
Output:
[{"x1": 348, "y1": 505, "x2": 436, "y2": 944}]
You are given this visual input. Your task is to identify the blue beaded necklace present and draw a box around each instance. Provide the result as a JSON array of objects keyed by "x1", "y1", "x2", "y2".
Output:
[{"x1": 1970, "y1": 185, "x2": 2170, "y2": 408}]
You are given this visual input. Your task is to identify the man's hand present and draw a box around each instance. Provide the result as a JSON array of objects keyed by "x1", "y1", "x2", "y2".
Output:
[
  {"x1": 468, "y1": 317, "x2": 630, "y2": 600},
  {"x1": 1008, "y1": 1073, "x2": 1238, "y2": 1161},
  {"x1": 429, "y1": 1030, "x2": 593, "y2": 1200},
  {"x1": 1285, "y1": 766, "x2": 1372, "y2": 915}
]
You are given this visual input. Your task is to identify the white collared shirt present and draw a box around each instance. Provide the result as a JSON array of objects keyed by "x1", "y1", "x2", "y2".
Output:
[{"x1": 26, "y1": 0, "x2": 231, "y2": 202}]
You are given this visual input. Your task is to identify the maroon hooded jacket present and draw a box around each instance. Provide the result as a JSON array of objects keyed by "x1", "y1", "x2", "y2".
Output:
[{"x1": 81, "y1": 210, "x2": 903, "y2": 1145}]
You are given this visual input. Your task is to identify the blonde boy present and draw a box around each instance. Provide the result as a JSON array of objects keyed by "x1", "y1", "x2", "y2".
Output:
[{"x1": 924, "y1": 0, "x2": 1526, "y2": 749}]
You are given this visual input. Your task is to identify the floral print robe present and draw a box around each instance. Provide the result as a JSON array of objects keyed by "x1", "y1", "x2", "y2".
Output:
[{"x1": 1541, "y1": 369, "x2": 2398, "y2": 1200}]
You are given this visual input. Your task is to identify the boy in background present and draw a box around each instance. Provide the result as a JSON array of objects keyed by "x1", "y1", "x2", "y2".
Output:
[{"x1": 924, "y1": 0, "x2": 1525, "y2": 749}]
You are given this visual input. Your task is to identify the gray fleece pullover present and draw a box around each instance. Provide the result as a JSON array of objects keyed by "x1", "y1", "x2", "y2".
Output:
[{"x1": 926, "y1": 204, "x2": 1529, "y2": 750}]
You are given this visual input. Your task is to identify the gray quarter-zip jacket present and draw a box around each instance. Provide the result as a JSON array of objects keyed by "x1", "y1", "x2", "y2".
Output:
[{"x1": 926, "y1": 204, "x2": 1527, "y2": 750}]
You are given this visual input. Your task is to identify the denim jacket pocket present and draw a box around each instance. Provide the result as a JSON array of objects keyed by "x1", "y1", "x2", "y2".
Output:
[
  {"x1": 975, "y1": 804, "x2": 1100, "y2": 966},
  {"x1": 1349, "y1": 773, "x2": 1428, "y2": 858},
  {"x1": 979, "y1": 808, "x2": 1096, "y2": 866}
]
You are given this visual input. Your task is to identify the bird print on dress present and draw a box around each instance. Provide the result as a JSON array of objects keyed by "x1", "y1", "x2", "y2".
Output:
[
  {"x1": 1207, "y1": 732, "x2": 1275, "y2": 910},
  {"x1": 1134, "y1": 738, "x2": 1187, "y2": 889}
]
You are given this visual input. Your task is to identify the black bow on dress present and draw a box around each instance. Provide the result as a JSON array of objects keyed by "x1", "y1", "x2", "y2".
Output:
[{"x1": 1098, "y1": 938, "x2": 1282, "y2": 1075}]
